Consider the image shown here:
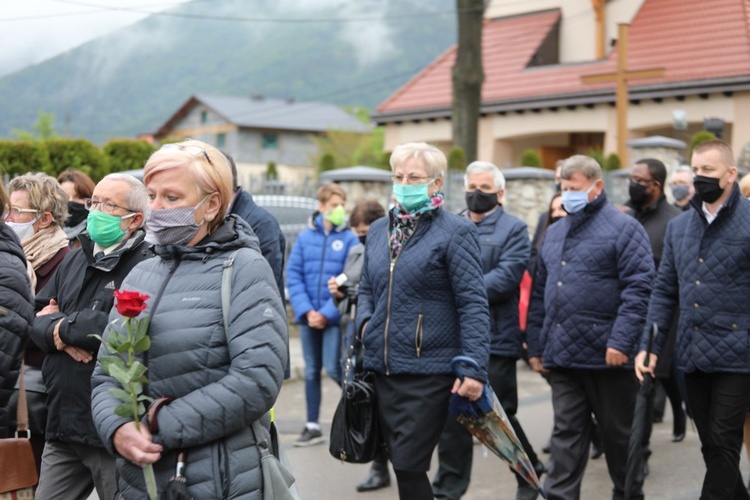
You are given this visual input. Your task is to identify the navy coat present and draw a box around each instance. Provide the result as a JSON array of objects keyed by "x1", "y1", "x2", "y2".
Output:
[
  {"x1": 645, "y1": 183, "x2": 750, "y2": 374},
  {"x1": 357, "y1": 208, "x2": 491, "y2": 382},
  {"x1": 462, "y1": 206, "x2": 530, "y2": 359},
  {"x1": 526, "y1": 191, "x2": 654, "y2": 369}
]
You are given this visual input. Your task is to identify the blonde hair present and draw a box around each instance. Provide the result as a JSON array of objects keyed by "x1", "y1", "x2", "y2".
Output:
[
  {"x1": 692, "y1": 139, "x2": 735, "y2": 169},
  {"x1": 390, "y1": 142, "x2": 446, "y2": 180},
  {"x1": 143, "y1": 139, "x2": 233, "y2": 232},
  {"x1": 7, "y1": 172, "x2": 68, "y2": 226}
]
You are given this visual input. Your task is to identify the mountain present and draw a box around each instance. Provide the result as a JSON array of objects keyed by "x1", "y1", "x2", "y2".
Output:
[{"x1": 0, "y1": 0, "x2": 456, "y2": 143}]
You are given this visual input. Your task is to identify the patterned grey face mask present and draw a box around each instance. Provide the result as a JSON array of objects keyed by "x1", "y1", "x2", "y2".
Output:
[{"x1": 145, "y1": 197, "x2": 207, "y2": 246}]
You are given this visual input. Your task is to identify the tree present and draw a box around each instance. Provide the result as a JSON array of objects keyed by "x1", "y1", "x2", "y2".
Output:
[
  {"x1": 266, "y1": 161, "x2": 278, "y2": 179},
  {"x1": 11, "y1": 111, "x2": 58, "y2": 141},
  {"x1": 452, "y1": 0, "x2": 485, "y2": 164},
  {"x1": 520, "y1": 149, "x2": 542, "y2": 168}
]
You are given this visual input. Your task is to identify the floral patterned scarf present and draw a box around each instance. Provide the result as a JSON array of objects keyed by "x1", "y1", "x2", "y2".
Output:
[{"x1": 389, "y1": 192, "x2": 444, "y2": 258}]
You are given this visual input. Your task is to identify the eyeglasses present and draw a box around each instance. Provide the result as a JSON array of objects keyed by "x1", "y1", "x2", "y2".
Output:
[
  {"x1": 159, "y1": 143, "x2": 214, "y2": 166},
  {"x1": 390, "y1": 174, "x2": 432, "y2": 185},
  {"x1": 84, "y1": 198, "x2": 135, "y2": 215},
  {"x1": 4, "y1": 206, "x2": 38, "y2": 219},
  {"x1": 630, "y1": 176, "x2": 657, "y2": 187}
]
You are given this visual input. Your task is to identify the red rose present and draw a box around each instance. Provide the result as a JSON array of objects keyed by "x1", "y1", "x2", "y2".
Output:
[{"x1": 114, "y1": 289, "x2": 150, "y2": 318}]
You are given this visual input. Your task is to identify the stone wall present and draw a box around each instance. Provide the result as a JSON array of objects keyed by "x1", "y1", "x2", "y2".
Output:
[{"x1": 503, "y1": 168, "x2": 556, "y2": 237}]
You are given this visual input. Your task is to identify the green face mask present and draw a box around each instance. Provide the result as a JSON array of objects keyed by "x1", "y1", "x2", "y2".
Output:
[
  {"x1": 87, "y1": 210, "x2": 133, "y2": 247},
  {"x1": 393, "y1": 181, "x2": 432, "y2": 212},
  {"x1": 324, "y1": 204, "x2": 346, "y2": 226}
]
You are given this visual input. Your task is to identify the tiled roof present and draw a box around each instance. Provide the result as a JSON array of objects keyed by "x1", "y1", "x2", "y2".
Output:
[
  {"x1": 376, "y1": 0, "x2": 750, "y2": 117},
  {"x1": 155, "y1": 94, "x2": 369, "y2": 138}
]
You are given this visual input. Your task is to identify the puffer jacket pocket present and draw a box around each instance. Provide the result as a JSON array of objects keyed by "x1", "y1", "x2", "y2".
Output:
[{"x1": 415, "y1": 313, "x2": 424, "y2": 358}]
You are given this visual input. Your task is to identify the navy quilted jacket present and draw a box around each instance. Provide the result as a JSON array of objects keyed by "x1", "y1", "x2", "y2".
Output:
[
  {"x1": 645, "y1": 183, "x2": 750, "y2": 374},
  {"x1": 357, "y1": 209, "x2": 491, "y2": 382},
  {"x1": 462, "y1": 207, "x2": 530, "y2": 359},
  {"x1": 286, "y1": 213, "x2": 359, "y2": 325},
  {"x1": 526, "y1": 191, "x2": 654, "y2": 369}
]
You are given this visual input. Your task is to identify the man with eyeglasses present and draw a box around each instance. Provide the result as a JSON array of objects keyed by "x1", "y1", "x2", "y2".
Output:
[{"x1": 30, "y1": 173, "x2": 151, "y2": 500}]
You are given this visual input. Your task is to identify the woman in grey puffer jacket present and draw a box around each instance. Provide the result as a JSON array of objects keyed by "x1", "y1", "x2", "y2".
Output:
[{"x1": 91, "y1": 140, "x2": 288, "y2": 499}]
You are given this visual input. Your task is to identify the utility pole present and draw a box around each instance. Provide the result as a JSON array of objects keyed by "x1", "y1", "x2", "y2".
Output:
[{"x1": 452, "y1": 0, "x2": 485, "y2": 164}]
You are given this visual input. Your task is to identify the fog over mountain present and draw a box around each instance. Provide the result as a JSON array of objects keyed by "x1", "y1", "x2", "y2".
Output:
[{"x1": 0, "y1": 0, "x2": 457, "y2": 143}]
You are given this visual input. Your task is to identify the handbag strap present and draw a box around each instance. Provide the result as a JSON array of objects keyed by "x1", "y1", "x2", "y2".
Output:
[
  {"x1": 16, "y1": 359, "x2": 29, "y2": 436},
  {"x1": 250, "y1": 420, "x2": 272, "y2": 458}
]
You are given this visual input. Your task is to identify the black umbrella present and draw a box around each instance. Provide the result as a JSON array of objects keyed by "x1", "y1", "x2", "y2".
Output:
[
  {"x1": 624, "y1": 323, "x2": 656, "y2": 500},
  {"x1": 162, "y1": 451, "x2": 192, "y2": 500}
]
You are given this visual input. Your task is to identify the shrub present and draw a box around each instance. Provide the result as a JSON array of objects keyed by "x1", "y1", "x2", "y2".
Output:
[
  {"x1": 266, "y1": 161, "x2": 278, "y2": 179},
  {"x1": 103, "y1": 139, "x2": 155, "y2": 173},
  {"x1": 43, "y1": 138, "x2": 108, "y2": 180},
  {"x1": 319, "y1": 153, "x2": 336, "y2": 173},
  {"x1": 448, "y1": 147, "x2": 466, "y2": 172},
  {"x1": 587, "y1": 148, "x2": 606, "y2": 169},
  {"x1": 604, "y1": 153, "x2": 622, "y2": 171},
  {"x1": 520, "y1": 149, "x2": 542, "y2": 168},
  {"x1": 689, "y1": 130, "x2": 717, "y2": 159},
  {"x1": 0, "y1": 140, "x2": 52, "y2": 177}
]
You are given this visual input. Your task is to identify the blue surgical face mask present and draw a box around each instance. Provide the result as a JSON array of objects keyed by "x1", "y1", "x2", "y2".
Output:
[
  {"x1": 392, "y1": 181, "x2": 433, "y2": 212},
  {"x1": 561, "y1": 182, "x2": 596, "y2": 214}
]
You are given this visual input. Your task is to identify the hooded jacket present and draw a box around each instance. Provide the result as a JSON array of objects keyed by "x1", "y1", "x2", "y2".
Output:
[
  {"x1": 286, "y1": 212, "x2": 359, "y2": 325},
  {"x1": 0, "y1": 223, "x2": 33, "y2": 438},
  {"x1": 31, "y1": 229, "x2": 151, "y2": 446},
  {"x1": 91, "y1": 216, "x2": 288, "y2": 499},
  {"x1": 526, "y1": 191, "x2": 655, "y2": 369}
]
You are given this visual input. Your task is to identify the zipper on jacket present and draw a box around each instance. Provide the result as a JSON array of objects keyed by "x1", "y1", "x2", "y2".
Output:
[
  {"x1": 383, "y1": 217, "x2": 422, "y2": 375},
  {"x1": 316, "y1": 232, "x2": 330, "y2": 313},
  {"x1": 415, "y1": 313, "x2": 424, "y2": 358}
]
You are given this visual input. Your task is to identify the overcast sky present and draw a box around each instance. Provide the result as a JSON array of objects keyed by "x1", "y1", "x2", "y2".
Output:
[{"x1": 0, "y1": 0, "x2": 190, "y2": 77}]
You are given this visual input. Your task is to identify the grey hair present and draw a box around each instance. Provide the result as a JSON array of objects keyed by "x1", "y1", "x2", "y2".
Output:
[
  {"x1": 561, "y1": 155, "x2": 602, "y2": 181},
  {"x1": 390, "y1": 142, "x2": 446, "y2": 180},
  {"x1": 674, "y1": 165, "x2": 694, "y2": 179},
  {"x1": 464, "y1": 161, "x2": 505, "y2": 190},
  {"x1": 102, "y1": 173, "x2": 149, "y2": 216}
]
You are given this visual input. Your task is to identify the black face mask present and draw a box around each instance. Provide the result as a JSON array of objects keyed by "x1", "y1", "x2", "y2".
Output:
[
  {"x1": 66, "y1": 201, "x2": 88, "y2": 227},
  {"x1": 465, "y1": 190, "x2": 498, "y2": 214},
  {"x1": 358, "y1": 235, "x2": 367, "y2": 245},
  {"x1": 628, "y1": 182, "x2": 651, "y2": 208},
  {"x1": 549, "y1": 216, "x2": 563, "y2": 226},
  {"x1": 693, "y1": 175, "x2": 724, "y2": 204}
]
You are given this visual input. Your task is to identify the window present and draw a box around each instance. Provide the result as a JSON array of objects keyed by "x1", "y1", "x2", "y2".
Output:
[
  {"x1": 200, "y1": 111, "x2": 208, "y2": 124},
  {"x1": 262, "y1": 133, "x2": 278, "y2": 149},
  {"x1": 216, "y1": 132, "x2": 226, "y2": 149}
]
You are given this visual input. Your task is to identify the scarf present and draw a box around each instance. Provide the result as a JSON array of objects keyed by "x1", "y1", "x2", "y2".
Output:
[
  {"x1": 389, "y1": 192, "x2": 443, "y2": 258},
  {"x1": 22, "y1": 225, "x2": 69, "y2": 292}
]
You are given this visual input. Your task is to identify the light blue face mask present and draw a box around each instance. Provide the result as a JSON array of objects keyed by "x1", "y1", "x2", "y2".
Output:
[{"x1": 561, "y1": 182, "x2": 596, "y2": 214}]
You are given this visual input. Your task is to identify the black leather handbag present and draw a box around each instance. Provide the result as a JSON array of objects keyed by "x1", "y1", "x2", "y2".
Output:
[{"x1": 329, "y1": 338, "x2": 382, "y2": 463}]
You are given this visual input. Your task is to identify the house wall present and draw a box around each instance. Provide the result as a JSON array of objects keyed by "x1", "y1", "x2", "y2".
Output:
[{"x1": 484, "y1": 0, "x2": 644, "y2": 63}]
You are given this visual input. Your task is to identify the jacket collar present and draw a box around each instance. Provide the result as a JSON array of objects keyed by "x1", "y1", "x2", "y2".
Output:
[
  {"x1": 462, "y1": 205, "x2": 505, "y2": 229},
  {"x1": 79, "y1": 229, "x2": 147, "y2": 271}
]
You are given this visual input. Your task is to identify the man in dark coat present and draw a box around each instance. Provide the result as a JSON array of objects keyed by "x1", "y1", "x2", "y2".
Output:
[
  {"x1": 626, "y1": 158, "x2": 686, "y2": 476},
  {"x1": 30, "y1": 174, "x2": 151, "y2": 500},
  {"x1": 636, "y1": 140, "x2": 750, "y2": 499},
  {"x1": 224, "y1": 154, "x2": 289, "y2": 379},
  {"x1": 433, "y1": 161, "x2": 542, "y2": 500},
  {"x1": 527, "y1": 155, "x2": 654, "y2": 500}
]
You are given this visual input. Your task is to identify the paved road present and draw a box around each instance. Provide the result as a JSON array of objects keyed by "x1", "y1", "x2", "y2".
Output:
[{"x1": 274, "y1": 359, "x2": 748, "y2": 500}]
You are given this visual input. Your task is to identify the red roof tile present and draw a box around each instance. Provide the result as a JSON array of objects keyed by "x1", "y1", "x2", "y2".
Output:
[{"x1": 377, "y1": 0, "x2": 750, "y2": 115}]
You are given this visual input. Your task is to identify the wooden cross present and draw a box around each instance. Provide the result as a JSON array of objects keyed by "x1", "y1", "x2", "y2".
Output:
[{"x1": 581, "y1": 23, "x2": 665, "y2": 166}]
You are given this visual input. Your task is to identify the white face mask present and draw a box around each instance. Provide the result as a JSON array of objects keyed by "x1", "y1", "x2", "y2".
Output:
[{"x1": 6, "y1": 217, "x2": 39, "y2": 243}]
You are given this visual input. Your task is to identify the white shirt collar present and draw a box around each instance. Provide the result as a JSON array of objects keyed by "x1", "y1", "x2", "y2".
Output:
[{"x1": 701, "y1": 201, "x2": 724, "y2": 224}]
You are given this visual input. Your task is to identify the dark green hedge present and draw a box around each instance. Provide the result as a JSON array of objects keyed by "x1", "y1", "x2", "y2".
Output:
[
  {"x1": 0, "y1": 140, "x2": 52, "y2": 177},
  {"x1": 104, "y1": 139, "x2": 154, "y2": 173},
  {"x1": 44, "y1": 138, "x2": 108, "y2": 180}
]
